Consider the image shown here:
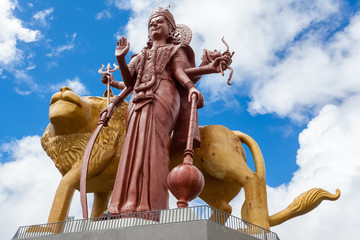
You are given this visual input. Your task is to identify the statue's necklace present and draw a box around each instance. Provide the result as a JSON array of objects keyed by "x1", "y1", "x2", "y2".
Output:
[
  {"x1": 134, "y1": 46, "x2": 158, "y2": 92},
  {"x1": 146, "y1": 51, "x2": 153, "y2": 60}
]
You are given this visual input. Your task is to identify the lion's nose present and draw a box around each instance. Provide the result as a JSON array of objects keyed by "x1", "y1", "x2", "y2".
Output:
[{"x1": 60, "y1": 86, "x2": 73, "y2": 93}]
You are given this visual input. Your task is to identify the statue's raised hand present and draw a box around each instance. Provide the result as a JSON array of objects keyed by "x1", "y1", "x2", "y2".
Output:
[{"x1": 115, "y1": 36, "x2": 130, "y2": 58}]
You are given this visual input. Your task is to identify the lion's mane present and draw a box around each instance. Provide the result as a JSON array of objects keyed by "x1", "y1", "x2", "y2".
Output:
[{"x1": 41, "y1": 98, "x2": 128, "y2": 176}]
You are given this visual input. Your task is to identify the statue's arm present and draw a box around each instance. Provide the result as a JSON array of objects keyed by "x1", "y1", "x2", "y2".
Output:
[
  {"x1": 172, "y1": 49, "x2": 204, "y2": 109},
  {"x1": 115, "y1": 36, "x2": 135, "y2": 87},
  {"x1": 101, "y1": 37, "x2": 135, "y2": 90},
  {"x1": 116, "y1": 56, "x2": 133, "y2": 88},
  {"x1": 185, "y1": 48, "x2": 234, "y2": 84},
  {"x1": 98, "y1": 86, "x2": 133, "y2": 126},
  {"x1": 184, "y1": 64, "x2": 218, "y2": 77},
  {"x1": 101, "y1": 73, "x2": 126, "y2": 90}
]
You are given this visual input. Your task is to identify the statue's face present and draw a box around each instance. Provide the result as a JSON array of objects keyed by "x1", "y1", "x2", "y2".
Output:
[{"x1": 148, "y1": 16, "x2": 169, "y2": 41}]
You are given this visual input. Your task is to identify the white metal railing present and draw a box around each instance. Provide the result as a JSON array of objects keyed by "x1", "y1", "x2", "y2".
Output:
[{"x1": 13, "y1": 205, "x2": 279, "y2": 240}]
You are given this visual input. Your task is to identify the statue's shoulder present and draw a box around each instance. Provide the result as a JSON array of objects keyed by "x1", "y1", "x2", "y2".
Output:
[
  {"x1": 169, "y1": 43, "x2": 195, "y2": 67},
  {"x1": 180, "y1": 44, "x2": 195, "y2": 64}
]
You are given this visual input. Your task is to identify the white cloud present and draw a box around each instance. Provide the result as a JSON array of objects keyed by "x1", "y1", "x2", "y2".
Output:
[
  {"x1": 112, "y1": 0, "x2": 143, "y2": 10},
  {"x1": 0, "y1": 135, "x2": 87, "y2": 240},
  {"x1": 0, "y1": 136, "x2": 61, "y2": 240},
  {"x1": 109, "y1": 1, "x2": 360, "y2": 239},
  {"x1": 46, "y1": 33, "x2": 77, "y2": 58},
  {"x1": 50, "y1": 77, "x2": 89, "y2": 96},
  {"x1": 95, "y1": 10, "x2": 112, "y2": 20},
  {"x1": 12, "y1": 69, "x2": 39, "y2": 94},
  {"x1": 0, "y1": 0, "x2": 40, "y2": 66},
  {"x1": 0, "y1": 134, "x2": 175, "y2": 240},
  {"x1": 269, "y1": 95, "x2": 360, "y2": 239},
  {"x1": 26, "y1": 64, "x2": 36, "y2": 70},
  {"x1": 249, "y1": 13, "x2": 360, "y2": 121},
  {"x1": 0, "y1": 0, "x2": 42, "y2": 96},
  {"x1": 14, "y1": 87, "x2": 32, "y2": 95},
  {"x1": 227, "y1": 95, "x2": 360, "y2": 239},
  {"x1": 33, "y1": 7, "x2": 54, "y2": 26},
  {"x1": 117, "y1": 0, "x2": 338, "y2": 62},
  {"x1": 114, "y1": 0, "x2": 344, "y2": 116}
]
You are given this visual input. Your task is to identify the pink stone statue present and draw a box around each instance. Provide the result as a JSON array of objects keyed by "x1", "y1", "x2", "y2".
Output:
[
  {"x1": 100, "y1": 7, "x2": 204, "y2": 215},
  {"x1": 81, "y1": 7, "x2": 233, "y2": 217}
]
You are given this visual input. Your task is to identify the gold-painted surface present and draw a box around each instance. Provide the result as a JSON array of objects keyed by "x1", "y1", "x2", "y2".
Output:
[
  {"x1": 41, "y1": 87, "x2": 127, "y2": 224},
  {"x1": 269, "y1": 188, "x2": 341, "y2": 226},
  {"x1": 41, "y1": 87, "x2": 340, "y2": 231}
]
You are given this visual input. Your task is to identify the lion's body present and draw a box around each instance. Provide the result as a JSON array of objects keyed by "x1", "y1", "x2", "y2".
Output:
[{"x1": 41, "y1": 87, "x2": 340, "y2": 231}]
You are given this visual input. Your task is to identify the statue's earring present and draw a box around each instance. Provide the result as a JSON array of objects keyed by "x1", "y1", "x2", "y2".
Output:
[
  {"x1": 170, "y1": 28, "x2": 175, "y2": 37},
  {"x1": 167, "y1": 29, "x2": 175, "y2": 42}
]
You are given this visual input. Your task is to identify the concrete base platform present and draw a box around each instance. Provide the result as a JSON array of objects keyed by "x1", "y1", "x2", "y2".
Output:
[{"x1": 26, "y1": 220, "x2": 258, "y2": 240}]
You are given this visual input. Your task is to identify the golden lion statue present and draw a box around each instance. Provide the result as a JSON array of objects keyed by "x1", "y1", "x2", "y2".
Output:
[{"x1": 41, "y1": 87, "x2": 340, "y2": 231}]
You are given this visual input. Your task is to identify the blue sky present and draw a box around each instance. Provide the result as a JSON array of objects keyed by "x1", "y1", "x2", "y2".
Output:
[{"x1": 1, "y1": 0, "x2": 360, "y2": 239}]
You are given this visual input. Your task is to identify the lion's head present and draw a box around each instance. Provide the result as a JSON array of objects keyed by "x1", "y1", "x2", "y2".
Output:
[
  {"x1": 41, "y1": 87, "x2": 128, "y2": 177},
  {"x1": 48, "y1": 86, "x2": 110, "y2": 135}
]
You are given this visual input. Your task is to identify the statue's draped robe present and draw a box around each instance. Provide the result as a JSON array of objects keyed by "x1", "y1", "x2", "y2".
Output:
[{"x1": 108, "y1": 44, "x2": 200, "y2": 215}]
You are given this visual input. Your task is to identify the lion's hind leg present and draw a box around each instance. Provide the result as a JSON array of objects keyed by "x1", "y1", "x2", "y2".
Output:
[
  {"x1": 198, "y1": 174, "x2": 239, "y2": 225},
  {"x1": 208, "y1": 200, "x2": 232, "y2": 225}
]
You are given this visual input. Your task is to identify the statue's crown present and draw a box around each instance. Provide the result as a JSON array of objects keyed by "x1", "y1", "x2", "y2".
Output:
[{"x1": 149, "y1": 7, "x2": 176, "y2": 30}]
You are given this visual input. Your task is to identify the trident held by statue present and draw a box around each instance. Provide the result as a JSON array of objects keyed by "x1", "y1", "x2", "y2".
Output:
[
  {"x1": 98, "y1": 63, "x2": 119, "y2": 105},
  {"x1": 81, "y1": 62, "x2": 129, "y2": 219}
]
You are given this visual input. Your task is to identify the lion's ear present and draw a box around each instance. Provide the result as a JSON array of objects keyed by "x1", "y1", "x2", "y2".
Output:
[{"x1": 103, "y1": 88, "x2": 114, "y2": 98}]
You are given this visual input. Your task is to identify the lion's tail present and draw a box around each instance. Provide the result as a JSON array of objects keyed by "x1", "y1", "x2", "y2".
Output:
[
  {"x1": 232, "y1": 131, "x2": 341, "y2": 227},
  {"x1": 232, "y1": 131, "x2": 265, "y2": 178},
  {"x1": 269, "y1": 188, "x2": 341, "y2": 226}
]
